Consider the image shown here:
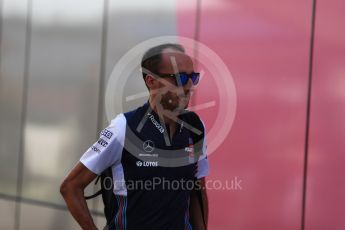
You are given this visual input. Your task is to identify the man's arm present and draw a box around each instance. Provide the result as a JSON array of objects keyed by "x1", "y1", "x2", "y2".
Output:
[
  {"x1": 190, "y1": 177, "x2": 209, "y2": 230},
  {"x1": 60, "y1": 162, "x2": 98, "y2": 230}
]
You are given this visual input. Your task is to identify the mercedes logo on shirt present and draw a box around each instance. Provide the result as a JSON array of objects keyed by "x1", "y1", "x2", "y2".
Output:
[{"x1": 143, "y1": 140, "x2": 155, "y2": 153}]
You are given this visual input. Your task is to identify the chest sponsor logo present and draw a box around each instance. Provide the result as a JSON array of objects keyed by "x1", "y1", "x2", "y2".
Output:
[
  {"x1": 187, "y1": 137, "x2": 195, "y2": 163},
  {"x1": 136, "y1": 161, "x2": 158, "y2": 167},
  {"x1": 147, "y1": 113, "x2": 164, "y2": 133},
  {"x1": 143, "y1": 140, "x2": 155, "y2": 153}
]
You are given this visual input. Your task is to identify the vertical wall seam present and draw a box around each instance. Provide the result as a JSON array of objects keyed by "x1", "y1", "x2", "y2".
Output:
[
  {"x1": 92, "y1": 0, "x2": 109, "y2": 220},
  {"x1": 301, "y1": 0, "x2": 318, "y2": 230},
  {"x1": 96, "y1": 0, "x2": 109, "y2": 134},
  {"x1": 0, "y1": 0, "x2": 3, "y2": 80},
  {"x1": 14, "y1": 0, "x2": 33, "y2": 229}
]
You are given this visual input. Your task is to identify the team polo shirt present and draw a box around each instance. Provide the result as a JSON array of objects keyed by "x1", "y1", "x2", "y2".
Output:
[{"x1": 80, "y1": 101, "x2": 209, "y2": 230}]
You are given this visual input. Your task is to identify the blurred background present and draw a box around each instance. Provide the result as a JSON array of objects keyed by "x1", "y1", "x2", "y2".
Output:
[{"x1": 0, "y1": 0, "x2": 344, "y2": 229}]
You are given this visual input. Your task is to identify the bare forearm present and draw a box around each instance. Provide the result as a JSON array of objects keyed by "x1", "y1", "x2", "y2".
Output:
[
  {"x1": 61, "y1": 187, "x2": 97, "y2": 230},
  {"x1": 190, "y1": 186, "x2": 209, "y2": 230},
  {"x1": 201, "y1": 189, "x2": 209, "y2": 227}
]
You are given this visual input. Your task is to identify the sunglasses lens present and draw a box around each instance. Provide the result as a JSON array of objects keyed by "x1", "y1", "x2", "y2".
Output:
[
  {"x1": 191, "y1": 73, "x2": 200, "y2": 85},
  {"x1": 175, "y1": 73, "x2": 200, "y2": 86},
  {"x1": 181, "y1": 74, "x2": 190, "y2": 85},
  {"x1": 176, "y1": 73, "x2": 188, "y2": 86}
]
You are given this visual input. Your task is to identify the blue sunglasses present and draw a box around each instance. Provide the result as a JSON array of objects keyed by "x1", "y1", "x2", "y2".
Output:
[{"x1": 156, "y1": 72, "x2": 200, "y2": 86}]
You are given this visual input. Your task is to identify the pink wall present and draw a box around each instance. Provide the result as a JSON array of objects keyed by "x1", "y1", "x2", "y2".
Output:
[
  {"x1": 175, "y1": 0, "x2": 344, "y2": 229},
  {"x1": 306, "y1": 0, "x2": 345, "y2": 229}
]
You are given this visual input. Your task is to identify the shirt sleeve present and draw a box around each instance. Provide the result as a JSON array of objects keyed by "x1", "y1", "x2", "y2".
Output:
[
  {"x1": 80, "y1": 114, "x2": 126, "y2": 175},
  {"x1": 195, "y1": 121, "x2": 210, "y2": 179}
]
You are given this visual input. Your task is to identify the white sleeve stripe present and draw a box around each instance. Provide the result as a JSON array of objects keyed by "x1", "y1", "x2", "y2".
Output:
[
  {"x1": 80, "y1": 113, "x2": 126, "y2": 175},
  {"x1": 195, "y1": 120, "x2": 210, "y2": 179},
  {"x1": 196, "y1": 158, "x2": 209, "y2": 179}
]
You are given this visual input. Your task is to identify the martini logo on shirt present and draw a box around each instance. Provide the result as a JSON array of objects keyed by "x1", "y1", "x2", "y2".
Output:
[
  {"x1": 185, "y1": 137, "x2": 195, "y2": 155},
  {"x1": 185, "y1": 147, "x2": 194, "y2": 153},
  {"x1": 187, "y1": 137, "x2": 195, "y2": 163}
]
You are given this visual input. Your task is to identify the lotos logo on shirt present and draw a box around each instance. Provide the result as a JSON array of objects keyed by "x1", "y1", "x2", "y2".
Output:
[{"x1": 136, "y1": 161, "x2": 158, "y2": 167}]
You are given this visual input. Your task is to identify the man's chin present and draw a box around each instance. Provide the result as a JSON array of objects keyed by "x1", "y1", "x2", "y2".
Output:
[
  {"x1": 183, "y1": 100, "x2": 190, "y2": 109},
  {"x1": 181, "y1": 96, "x2": 190, "y2": 108},
  {"x1": 176, "y1": 99, "x2": 190, "y2": 112}
]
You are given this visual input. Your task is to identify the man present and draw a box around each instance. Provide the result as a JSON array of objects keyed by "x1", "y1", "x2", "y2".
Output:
[{"x1": 60, "y1": 43, "x2": 210, "y2": 230}]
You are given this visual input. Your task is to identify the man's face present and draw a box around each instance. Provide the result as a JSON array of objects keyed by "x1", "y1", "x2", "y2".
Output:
[{"x1": 150, "y1": 49, "x2": 195, "y2": 113}]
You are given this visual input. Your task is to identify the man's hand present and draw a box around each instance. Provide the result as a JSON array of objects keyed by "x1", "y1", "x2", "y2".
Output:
[{"x1": 60, "y1": 162, "x2": 98, "y2": 230}]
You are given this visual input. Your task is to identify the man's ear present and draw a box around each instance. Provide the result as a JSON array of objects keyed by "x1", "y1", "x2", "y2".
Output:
[{"x1": 145, "y1": 74, "x2": 156, "y2": 90}]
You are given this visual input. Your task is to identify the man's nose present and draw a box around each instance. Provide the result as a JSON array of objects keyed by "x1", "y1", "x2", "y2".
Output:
[{"x1": 183, "y1": 78, "x2": 193, "y2": 90}]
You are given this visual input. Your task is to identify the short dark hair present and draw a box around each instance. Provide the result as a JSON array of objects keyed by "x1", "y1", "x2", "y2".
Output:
[{"x1": 141, "y1": 43, "x2": 185, "y2": 80}]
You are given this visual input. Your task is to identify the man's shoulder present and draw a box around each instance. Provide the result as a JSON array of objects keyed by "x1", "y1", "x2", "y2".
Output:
[
  {"x1": 181, "y1": 109, "x2": 203, "y2": 123},
  {"x1": 114, "y1": 103, "x2": 151, "y2": 132},
  {"x1": 104, "y1": 113, "x2": 126, "y2": 138},
  {"x1": 102, "y1": 104, "x2": 144, "y2": 127},
  {"x1": 180, "y1": 109, "x2": 205, "y2": 133}
]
